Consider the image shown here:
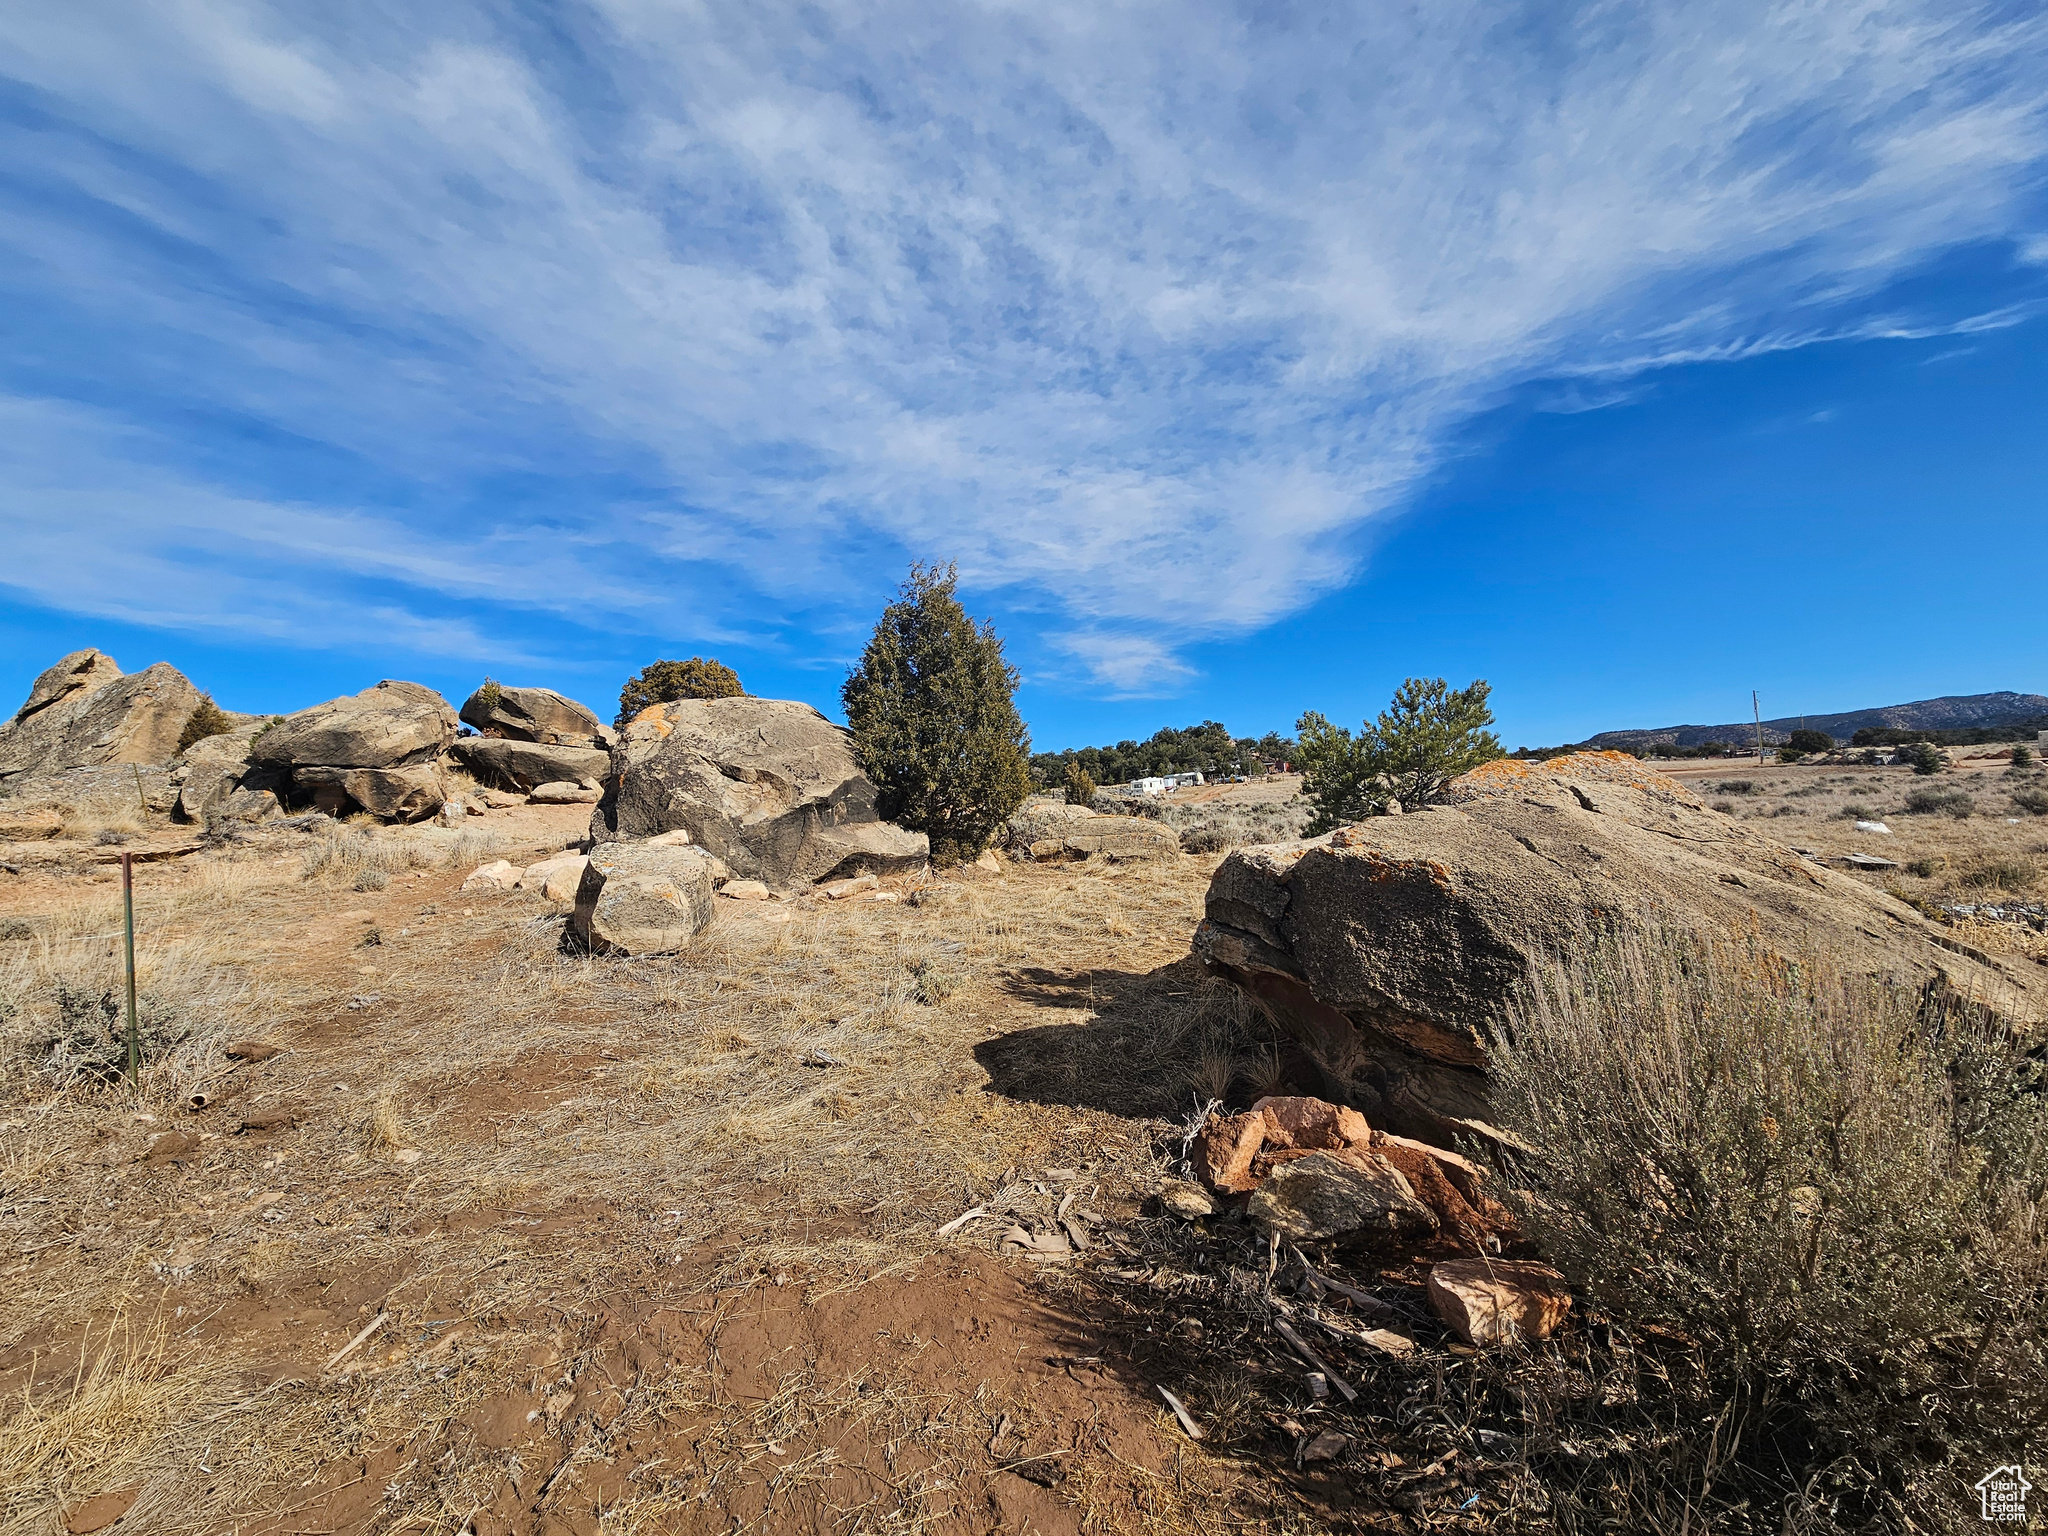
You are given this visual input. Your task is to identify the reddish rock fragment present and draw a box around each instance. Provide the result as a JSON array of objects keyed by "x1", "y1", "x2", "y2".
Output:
[
  {"x1": 1195, "y1": 1111, "x2": 1266, "y2": 1193},
  {"x1": 1252, "y1": 1095, "x2": 1371, "y2": 1150},
  {"x1": 1427, "y1": 1259, "x2": 1572, "y2": 1346}
]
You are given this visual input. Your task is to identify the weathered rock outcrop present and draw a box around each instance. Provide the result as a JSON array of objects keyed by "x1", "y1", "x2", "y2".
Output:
[
  {"x1": 1195, "y1": 753, "x2": 2044, "y2": 1147},
  {"x1": 459, "y1": 685, "x2": 614, "y2": 749},
  {"x1": 253, "y1": 681, "x2": 457, "y2": 771},
  {"x1": 250, "y1": 681, "x2": 456, "y2": 821},
  {"x1": 572, "y1": 842, "x2": 720, "y2": 955},
  {"x1": 450, "y1": 737, "x2": 610, "y2": 791},
  {"x1": 589, "y1": 698, "x2": 928, "y2": 887},
  {"x1": 173, "y1": 723, "x2": 276, "y2": 823},
  {"x1": 0, "y1": 765, "x2": 181, "y2": 824},
  {"x1": 295, "y1": 765, "x2": 446, "y2": 822},
  {"x1": 0, "y1": 651, "x2": 204, "y2": 778},
  {"x1": 1005, "y1": 801, "x2": 1181, "y2": 861}
]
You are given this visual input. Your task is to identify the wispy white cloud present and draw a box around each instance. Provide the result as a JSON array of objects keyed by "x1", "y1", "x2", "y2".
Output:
[{"x1": 1, "y1": 0, "x2": 2045, "y2": 684}]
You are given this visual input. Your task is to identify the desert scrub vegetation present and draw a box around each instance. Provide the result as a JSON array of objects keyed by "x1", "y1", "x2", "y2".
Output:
[
  {"x1": 0, "y1": 866, "x2": 262, "y2": 1106},
  {"x1": 1488, "y1": 924, "x2": 2047, "y2": 1532},
  {"x1": 1904, "y1": 785, "x2": 1975, "y2": 818},
  {"x1": 1156, "y1": 796, "x2": 1310, "y2": 854},
  {"x1": 298, "y1": 827, "x2": 503, "y2": 885}
]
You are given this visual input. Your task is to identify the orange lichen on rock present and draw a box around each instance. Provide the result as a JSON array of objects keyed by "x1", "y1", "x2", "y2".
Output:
[
  {"x1": 1323, "y1": 837, "x2": 1454, "y2": 891},
  {"x1": 1452, "y1": 750, "x2": 1687, "y2": 801}
]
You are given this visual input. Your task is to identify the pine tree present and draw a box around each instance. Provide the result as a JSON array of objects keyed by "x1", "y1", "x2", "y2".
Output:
[
  {"x1": 842, "y1": 563, "x2": 1032, "y2": 863},
  {"x1": 1297, "y1": 677, "x2": 1503, "y2": 832}
]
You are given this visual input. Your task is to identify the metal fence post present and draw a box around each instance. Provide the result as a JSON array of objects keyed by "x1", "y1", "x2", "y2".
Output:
[{"x1": 121, "y1": 851, "x2": 139, "y2": 1091}]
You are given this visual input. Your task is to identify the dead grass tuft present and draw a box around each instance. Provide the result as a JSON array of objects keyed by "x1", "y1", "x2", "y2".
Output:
[{"x1": 0, "y1": 1307, "x2": 230, "y2": 1535}]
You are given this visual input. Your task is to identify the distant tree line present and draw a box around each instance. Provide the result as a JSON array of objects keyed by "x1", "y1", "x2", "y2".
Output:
[
  {"x1": 1030, "y1": 723, "x2": 1296, "y2": 788},
  {"x1": 1849, "y1": 720, "x2": 2048, "y2": 747},
  {"x1": 1511, "y1": 715, "x2": 2048, "y2": 761}
]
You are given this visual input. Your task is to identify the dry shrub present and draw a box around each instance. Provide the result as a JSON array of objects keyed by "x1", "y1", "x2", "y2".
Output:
[
  {"x1": 445, "y1": 829, "x2": 507, "y2": 868},
  {"x1": 1489, "y1": 924, "x2": 2048, "y2": 1531},
  {"x1": 0, "y1": 879, "x2": 255, "y2": 1106},
  {"x1": 1904, "y1": 786, "x2": 1974, "y2": 819},
  {"x1": 1956, "y1": 854, "x2": 2041, "y2": 894},
  {"x1": 299, "y1": 830, "x2": 428, "y2": 884}
]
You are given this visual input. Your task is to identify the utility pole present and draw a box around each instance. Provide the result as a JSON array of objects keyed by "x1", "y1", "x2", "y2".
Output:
[{"x1": 1753, "y1": 691, "x2": 1766, "y2": 763}]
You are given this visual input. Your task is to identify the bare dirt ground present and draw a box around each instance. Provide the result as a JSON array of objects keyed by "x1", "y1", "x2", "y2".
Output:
[{"x1": 0, "y1": 804, "x2": 1380, "y2": 1536}]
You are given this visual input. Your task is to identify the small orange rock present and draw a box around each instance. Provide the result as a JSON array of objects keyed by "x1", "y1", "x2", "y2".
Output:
[
  {"x1": 1251, "y1": 1095, "x2": 1371, "y2": 1149},
  {"x1": 65, "y1": 1487, "x2": 139, "y2": 1534},
  {"x1": 1194, "y1": 1112, "x2": 1266, "y2": 1193},
  {"x1": 1426, "y1": 1259, "x2": 1571, "y2": 1347}
]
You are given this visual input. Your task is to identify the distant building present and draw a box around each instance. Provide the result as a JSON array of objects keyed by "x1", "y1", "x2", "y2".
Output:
[{"x1": 1130, "y1": 771, "x2": 1205, "y2": 795}]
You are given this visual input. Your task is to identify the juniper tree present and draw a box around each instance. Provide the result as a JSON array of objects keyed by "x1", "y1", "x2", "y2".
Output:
[
  {"x1": 615, "y1": 657, "x2": 744, "y2": 726},
  {"x1": 175, "y1": 693, "x2": 234, "y2": 754},
  {"x1": 842, "y1": 563, "x2": 1032, "y2": 863},
  {"x1": 1296, "y1": 677, "x2": 1504, "y2": 833}
]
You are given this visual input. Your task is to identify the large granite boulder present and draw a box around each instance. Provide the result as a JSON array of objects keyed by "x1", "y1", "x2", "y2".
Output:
[
  {"x1": 0, "y1": 651, "x2": 204, "y2": 779},
  {"x1": 1195, "y1": 752, "x2": 2044, "y2": 1148},
  {"x1": 572, "y1": 841, "x2": 719, "y2": 955},
  {"x1": 590, "y1": 697, "x2": 928, "y2": 887},
  {"x1": 173, "y1": 723, "x2": 276, "y2": 823},
  {"x1": 252, "y1": 681, "x2": 456, "y2": 770},
  {"x1": 451, "y1": 737, "x2": 610, "y2": 791},
  {"x1": 459, "y1": 685, "x2": 614, "y2": 749},
  {"x1": 250, "y1": 681, "x2": 456, "y2": 821}
]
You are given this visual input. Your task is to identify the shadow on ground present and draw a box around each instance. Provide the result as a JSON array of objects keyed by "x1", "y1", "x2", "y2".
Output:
[{"x1": 975, "y1": 954, "x2": 1319, "y2": 1120}]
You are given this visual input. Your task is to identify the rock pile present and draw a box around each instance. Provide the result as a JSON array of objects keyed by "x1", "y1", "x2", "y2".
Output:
[
  {"x1": 453, "y1": 683, "x2": 613, "y2": 792},
  {"x1": 591, "y1": 697, "x2": 927, "y2": 888},
  {"x1": 250, "y1": 681, "x2": 459, "y2": 822},
  {"x1": 1195, "y1": 752, "x2": 2043, "y2": 1147},
  {"x1": 1192, "y1": 1095, "x2": 1512, "y2": 1251},
  {"x1": 1182, "y1": 1094, "x2": 1566, "y2": 1346}
]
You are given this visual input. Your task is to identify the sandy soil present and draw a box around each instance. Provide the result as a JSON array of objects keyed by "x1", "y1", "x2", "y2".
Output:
[{"x1": 0, "y1": 805, "x2": 1365, "y2": 1535}]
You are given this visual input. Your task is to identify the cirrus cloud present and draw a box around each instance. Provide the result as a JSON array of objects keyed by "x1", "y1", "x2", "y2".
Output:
[{"x1": 1, "y1": 0, "x2": 2044, "y2": 687}]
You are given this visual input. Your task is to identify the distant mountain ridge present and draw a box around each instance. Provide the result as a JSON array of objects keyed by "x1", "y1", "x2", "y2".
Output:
[{"x1": 1584, "y1": 691, "x2": 2048, "y2": 749}]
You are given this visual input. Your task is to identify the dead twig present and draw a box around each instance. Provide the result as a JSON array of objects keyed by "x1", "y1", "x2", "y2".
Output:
[
  {"x1": 1270, "y1": 1316, "x2": 1358, "y2": 1403},
  {"x1": 325, "y1": 1311, "x2": 390, "y2": 1372},
  {"x1": 936, "y1": 1205, "x2": 988, "y2": 1238}
]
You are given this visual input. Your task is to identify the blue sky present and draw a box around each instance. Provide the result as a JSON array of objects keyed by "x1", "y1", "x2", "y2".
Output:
[{"x1": 2, "y1": 1, "x2": 2044, "y2": 752}]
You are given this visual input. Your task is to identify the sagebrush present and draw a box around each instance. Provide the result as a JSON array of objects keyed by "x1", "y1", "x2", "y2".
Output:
[{"x1": 1488, "y1": 923, "x2": 2048, "y2": 1532}]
